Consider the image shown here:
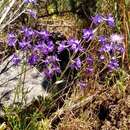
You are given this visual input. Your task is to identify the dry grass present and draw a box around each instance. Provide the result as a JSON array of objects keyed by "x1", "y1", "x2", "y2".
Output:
[{"x1": 57, "y1": 84, "x2": 130, "y2": 130}]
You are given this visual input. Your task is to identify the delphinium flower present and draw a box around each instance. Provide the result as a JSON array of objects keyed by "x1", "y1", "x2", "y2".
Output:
[
  {"x1": 99, "y1": 55, "x2": 105, "y2": 61},
  {"x1": 111, "y1": 43, "x2": 125, "y2": 54},
  {"x1": 98, "y1": 34, "x2": 125, "y2": 56},
  {"x1": 110, "y1": 34, "x2": 125, "y2": 54},
  {"x1": 98, "y1": 35, "x2": 106, "y2": 45},
  {"x1": 11, "y1": 54, "x2": 21, "y2": 65},
  {"x1": 86, "y1": 55, "x2": 94, "y2": 74},
  {"x1": 43, "y1": 67, "x2": 54, "y2": 79},
  {"x1": 35, "y1": 41, "x2": 54, "y2": 55},
  {"x1": 27, "y1": 54, "x2": 38, "y2": 65},
  {"x1": 43, "y1": 55, "x2": 60, "y2": 64},
  {"x1": 7, "y1": 33, "x2": 17, "y2": 47},
  {"x1": 36, "y1": 30, "x2": 50, "y2": 40},
  {"x1": 70, "y1": 57, "x2": 81, "y2": 70},
  {"x1": 108, "y1": 57, "x2": 119, "y2": 71},
  {"x1": 110, "y1": 34, "x2": 124, "y2": 44},
  {"x1": 47, "y1": 40, "x2": 55, "y2": 53},
  {"x1": 104, "y1": 43, "x2": 112, "y2": 52},
  {"x1": 92, "y1": 14, "x2": 104, "y2": 25},
  {"x1": 34, "y1": 43, "x2": 48, "y2": 55},
  {"x1": 67, "y1": 39, "x2": 83, "y2": 52},
  {"x1": 82, "y1": 28, "x2": 94, "y2": 40},
  {"x1": 41, "y1": 54, "x2": 61, "y2": 79},
  {"x1": 47, "y1": 66, "x2": 60, "y2": 79},
  {"x1": 27, "y1": 9, "x2": 37, "y2": 19},
  {"x1": 105, "y1": 14, "x2": 115, "y2": 27},
  {"x1": 24, "y1": 0, "x2": 37, "y2": 4},
  {"x1": 91, "y1": 14, "x2": 115, "y2": 27},
  {"x1": 43, "y1": 64, "x2": 61, "y2": 79},
  {"x1": 86, "y1": 55, "x2": 94, "y2": 65},
  {"x1": 116, "y1": 44, "x2": 125, "y2": 54},
  {"x1": 99, "y1": 43, "x2": 112, "y2": 52},
  {"x1": 19, "y1": 40, "x2": 31, "y2": 50},
  {"x1": 21, "y1": 27, "x2": 35, "y2": 38},
  {"x1": 52, "y1": 64, "x2": 61, "y2": 74},
  {"x1": 58, "y1": 41, "x2": 68, "y2": 52},
  {"x1": 67, "y1": 39, "x2": 78, "y2": 52},
  {"x1": 79, "y1": 81, "x2": 87, "y2": 89},
  {"x1": 41, "y1": 44, "x2": 50, "y2": 55},
  {"x1": 86, "y1": 66, "x2": 94, "y2": 74}
]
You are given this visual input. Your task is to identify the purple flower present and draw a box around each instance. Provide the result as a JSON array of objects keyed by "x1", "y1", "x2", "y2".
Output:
[
  {"x1": 67, "y1": 39, "x2": 78, "y2": 48},
  {"x1": 116, "y1": 44, "x2": 125, "y2": 54},
  {"x1": 52, "y1": 65, "x2": 61, "y2": 74},
  {"x1": 42, "y1": 47, "x2": 49, "y2": 55},
  {"x1": 43, "y1": 64, "x2": 61, "y2": 79},
  {"x1": 112, "y1": 43, "x2": 125, "y2": 54},
  {"x1": 108, "y1": 57, "x2": 119, "y2": 71},
  {"x1": 86, "y1": 66, "x2": 94, "y2": 74},
  {"x1": 58, "y1": 41, "x2": 68, "y2": 52},
  {"x1": 19, "y1": 40, "x2": 31, "y2": 50},
  {"x1": 47, "y1": 40, "x2": 54, "y2": 53},
  {"x1": 44, "y1": 55, "x2": 60, "y2": 64},
  {"x1": 98, "y1": 36, "x2": 106, "y2": 45},
  {"x1": 86, "y1": 55, "x2": 94, "y2": 65},
  {"x1": 34, "y1": 41, "x2": 54, "y2": 54},
  {"x1": 21, "y1": 27, "x2": 35, "y2": 37},
  {"x1": 104, "y1": 43, "x2": 112, "y2": 52},
  {"x1": 33, "y1": 44, "x2": 43, "y2": 52},
  {"x1": 58, "y1": 43, "x2": 67, "y2": 52},
  {"x1": 67, "y1": 39, "x2": 83, "y2": 52},
  {"x1": 92, "y1": 14, "x2": 104, "y2": 25},
  {"x1": 99, "y1": 43, "x2": 112, "y2": 52},
  {"x1": 28, "y1": 54, "x2": 38, "y2": 65},
  {"x1": 110, "y1": 34, "x2": 124, "y2": 43},
  {"x1": 24, "y1": 0, "x2": 37, "y2": 4},
  {"x1": 34, "y1": 40, "x2": 54, "y2": 55},
  {"x1": 7, "y1": 33, "x2": 17, "y2": 46},
  {"x1": 43, "y1": 67, "x2": 54, "y2": 79},
  {"x1": 99, "y1": 55, "x2": 105, "y2": 61},
  {"x1": 79, "y1": 81, "x2": 87, "y2": 89},
  {"x1": 70, "y1": 57, "x2": 81, "y2": 70},
  {"x1": 36, "y1": 30, "x2": 50, "y2": 40},
  {"x1": 27, "y1": 9, "x2": 37, "y2": 19},
  {"x1": 82, "y1": 28, "x2": 94, "y2": 40},
  {"x1": 105, "y1": 14, "x2": 115, "y2": 27},
  {"x1": 34, "y1": 43, "x2": 49, "y2": 55},
  {"x1": 11, "y1": 54, "x2": 20, "y2": 65}
]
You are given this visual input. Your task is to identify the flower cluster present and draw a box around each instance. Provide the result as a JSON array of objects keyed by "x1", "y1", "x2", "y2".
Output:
[
  {"x1": 6, "y1": 14, "x2": 125, "y2": 86},
  {"x1": 92, "y1": 14, "x2": 115, "y2": 27}
]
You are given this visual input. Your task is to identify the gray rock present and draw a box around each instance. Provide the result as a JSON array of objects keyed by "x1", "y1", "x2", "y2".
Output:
[{"x1": 0, "y1": 54, "x2": 49, "y2": 115}]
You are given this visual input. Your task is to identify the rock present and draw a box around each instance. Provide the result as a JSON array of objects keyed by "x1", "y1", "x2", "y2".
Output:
[{"x1": 0, "y1": 54, "x2": 48, "y2": 115}]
